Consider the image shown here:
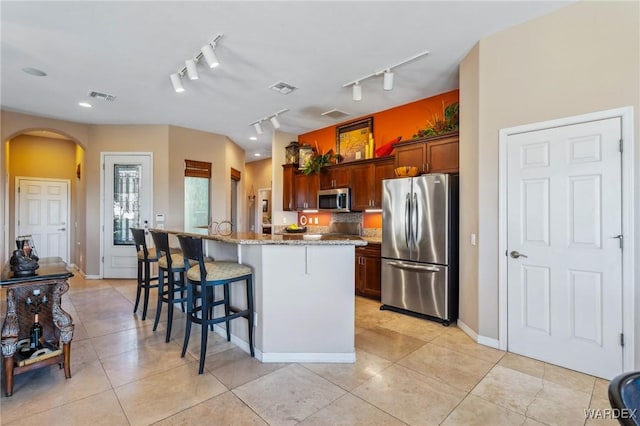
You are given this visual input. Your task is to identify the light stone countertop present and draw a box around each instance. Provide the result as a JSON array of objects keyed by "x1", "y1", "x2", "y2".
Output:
[{"x1": 153, "y1": 228, "x2": 368, "y2": 246}]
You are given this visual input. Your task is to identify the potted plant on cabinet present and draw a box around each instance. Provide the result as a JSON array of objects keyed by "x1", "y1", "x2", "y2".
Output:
[{"x1": 413, "y1": 101, "x2": 459, "y2": 139}]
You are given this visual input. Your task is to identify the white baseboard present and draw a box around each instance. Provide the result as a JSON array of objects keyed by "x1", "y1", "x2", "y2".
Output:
[
  {"x1": 457, "y1": 319, "x2": 501, "y2": 349},
  {"x1": 260, "y1": 352, "x2": 356, "y2": 363},
  {"x1": 456, "y1": 319, "x2": 478, "y2": 341},
  {"x1": 477, "y1": 335, "x2": 501, "y2": 349},
  {"x1": 212, "y1": 324, "x2": 356, "y2": 363}
]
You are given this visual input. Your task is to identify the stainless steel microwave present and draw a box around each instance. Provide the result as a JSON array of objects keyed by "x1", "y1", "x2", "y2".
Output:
[{"x1": 317, "y1": 188, "x2": 350, "y2": 212}]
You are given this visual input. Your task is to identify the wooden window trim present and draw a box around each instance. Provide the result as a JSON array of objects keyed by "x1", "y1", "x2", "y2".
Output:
[{"x1": 185, "y1": 160, "x2": 211, "y2": 178}]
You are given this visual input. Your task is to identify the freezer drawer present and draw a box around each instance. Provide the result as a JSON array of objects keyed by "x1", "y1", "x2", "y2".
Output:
[{"x1": 381, "y1": 259, "x2": 448, "y2": 320}]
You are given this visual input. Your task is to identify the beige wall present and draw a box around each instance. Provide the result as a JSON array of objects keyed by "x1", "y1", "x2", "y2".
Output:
[
  {"x1": 0, "y1": 111, "x2": 90, "y2": 263},
  {"x1": 226, "y1": 137, "x2": 246, "y2": 232},
  {"x1": 1, "y1": 110, "x2": 90, "y2": 148},
  {"x1": 75, "y1": 143, "x2": 86, "y2": 272},
  {"x1": 8, "y1": 135, "x2": 79, "y2": 265},
  {"x1": 86, "y1": 125, "x2": 170, "y2": 275},
  {"x1": 1, "y1": 114, "x2": 246, "y2": 276},
  {"x1": 167, "y1": 126, "x2": 239, "y2": 230},
  {"x1": 460, "y1": 0, "x2": 639, "y2": 364},
  {"x1": 245, "y1": 158, "x2": 273, "y2": 232},
  {"x1": 458, "y1": 43, "x2": 480, "y2": 333},
  {"x1": 245, "y1": 158, "x2": 273, "y2": 196}
]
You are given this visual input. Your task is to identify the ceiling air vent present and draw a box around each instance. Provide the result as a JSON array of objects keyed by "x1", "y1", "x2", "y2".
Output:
[
  {"x1": 269, "y1": 81, "x2": 297, "y2": 95},
  {"x1": 321, "y1": 109, "x2": 350, "y2": 120},
  {"x1": 88, "y1": 91, "x2": 116, "y2": 102}
]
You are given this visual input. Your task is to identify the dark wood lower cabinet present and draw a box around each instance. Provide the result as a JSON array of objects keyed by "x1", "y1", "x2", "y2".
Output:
[{"x1": 355, "y1": 243, "x2": 381, "y2": 300}]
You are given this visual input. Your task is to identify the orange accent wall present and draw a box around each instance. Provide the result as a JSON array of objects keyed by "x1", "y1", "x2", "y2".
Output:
[
  {"x1": 298, "y1": 89, "x2": 459, "y2": 155},
  {"x1": 363, "y1": 212, "x2": 382, "y2": 229}
]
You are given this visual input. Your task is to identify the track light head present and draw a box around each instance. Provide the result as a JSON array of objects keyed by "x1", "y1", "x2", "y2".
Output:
[
  {"x1": 170, "y1": 73, "x2": 184, "y2": 93},
  {"x1": 185, "y1": 59, "x2": 199, "y2": 80},
  {"x1": 383, "y1": 70, "x2": 394, "y2": 90},
  {"x1": 270, "y1": 116, "x2": 281, "y2": 129},
  {"x1": 352, "y1": 82, "x2": 362, "y2": 101},
  {"x1": 254, "y1": 122, "x2": 264, "y2": 134},
  {"x1": 201, "y1": 44, "x2": 219, "y2": 68}
]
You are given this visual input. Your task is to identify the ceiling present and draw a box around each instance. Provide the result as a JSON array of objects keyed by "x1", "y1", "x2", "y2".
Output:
[{"x1": 1, "y1": 1, "x2": 572, "y2": 162}]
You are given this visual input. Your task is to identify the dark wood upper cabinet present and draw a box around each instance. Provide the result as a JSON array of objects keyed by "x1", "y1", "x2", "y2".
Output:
[
  {"x1": 394, "y1": 132, "x2": 459, "y2": 174},
  {"x1": 320, "y1": 165, "x2": 351, "y2": 189},
  {"x1": 294, "y1": 172, "x2": 319, "y2": 210},
  {"x1": 282, "y1": 164, "x2": 297, "y2": 211},
  {"x1": 350, "y1": 157, "x2": 394, "y2": 211}
]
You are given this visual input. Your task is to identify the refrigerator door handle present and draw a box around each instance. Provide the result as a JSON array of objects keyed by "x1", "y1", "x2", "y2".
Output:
[
  {"x1": 412, "y1": 192, "x2": 418, "y2": 249},
  {"x1": 404, "y1": 193, "x2": 411, "y2": 248},
  {"x1": 387, "y1": 260, "x2": 440, "y2": 272}
]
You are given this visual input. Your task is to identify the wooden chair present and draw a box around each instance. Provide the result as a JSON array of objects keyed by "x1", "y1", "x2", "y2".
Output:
[
  {"x1": 149, "y1": 230, "x2": 188, "y2": 342},
  {"x1": 130, "y1": 228, "x2": 158, "y2": 320},
  {"x1": 177, "y1": 234, "x2": 254, "y2": 374}
]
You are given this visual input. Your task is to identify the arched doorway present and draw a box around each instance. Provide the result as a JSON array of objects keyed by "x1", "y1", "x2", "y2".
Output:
[{"x1": 4, "y1": 130, "x2": 85, "y2": 270}]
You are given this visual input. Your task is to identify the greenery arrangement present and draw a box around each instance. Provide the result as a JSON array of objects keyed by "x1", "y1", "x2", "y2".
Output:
[
  {"x1": 301, "y1": 148, "x2": 340, "y2": 175},
  {"x1": 413, "y1": 101, "x2": 459, "y2": 139}
]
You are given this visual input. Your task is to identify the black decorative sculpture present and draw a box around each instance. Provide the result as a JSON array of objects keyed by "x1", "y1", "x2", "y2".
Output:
[{"x1": 9, "y1": 249, "x2": 39, "y2": 277}]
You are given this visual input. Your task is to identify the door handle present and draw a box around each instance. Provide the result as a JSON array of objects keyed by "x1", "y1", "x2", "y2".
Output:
[
  {"x1": 387, "y1": 261, "x2": 439, "y2": 272},
  {"x1": 510, "y1": 250, "x2": 528, "y2": 259},
  {"x1": 58, "y1": 228, "x2": 66, "y2": 231}
]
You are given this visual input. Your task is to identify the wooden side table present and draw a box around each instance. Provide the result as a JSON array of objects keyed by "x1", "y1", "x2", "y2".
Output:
[{"x1": 1, "y1": 257, "x2": 74, "y2": 396}]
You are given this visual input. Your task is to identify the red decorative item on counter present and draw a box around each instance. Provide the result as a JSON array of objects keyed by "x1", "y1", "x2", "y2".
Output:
[{"x1": 375, "y1": 136, "x2": 402, "y2": 157}]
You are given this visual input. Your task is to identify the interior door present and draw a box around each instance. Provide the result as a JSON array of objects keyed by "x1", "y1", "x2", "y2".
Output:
[
  {"x1": 16, "y1": 178, "x2": 69, "y2": 262},
  {"x1": 102, "y1": 154, "x2": 152, "y2": 278},
  {"x1": 507, "y1": 117, "x2": 622, "y2": 379}
]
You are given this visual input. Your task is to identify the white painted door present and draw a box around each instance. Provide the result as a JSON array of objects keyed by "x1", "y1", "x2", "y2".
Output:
[
  {"x1": 102, "y1": 154, "x2": 153, "y2": 278},
  {"x1": 16, "y1": 178, "x2": 69, "y2": 262},
  {"x1": 507, "y1": 117, "x2": 623, "y2": 379}
]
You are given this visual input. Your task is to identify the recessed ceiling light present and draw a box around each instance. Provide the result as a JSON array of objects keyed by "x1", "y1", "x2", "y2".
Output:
[
  {"x1": 254, "y1": 153, "x2": 261, "y2": 157},
  {"x1": 249, "y1": 136, "x2": 257, "y2": 141},
  {"x1": 78, "y1": 102, "x2": 92, "y2": 108},
  {"x1": 22, "y1": 67, "x2": 47, "y2": 77}
]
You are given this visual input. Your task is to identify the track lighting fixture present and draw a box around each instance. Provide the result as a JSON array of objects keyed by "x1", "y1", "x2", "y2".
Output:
[
  {"x1": 201, "y1": 44, "x2": 219, "y2": 69},
  {"x1": 352, "y1": 82, "x2": 362, "y2": 101},
  {"x1": 169, "y1": 34, "x2": 223, "y2": 93},
  {"x1": 250, "y1": 109, "x2": 289, "y2": 134},
  {"x1": 185, "y1": 59, "x2": 199, "y2": 80},
  {"x1": 343, "y1": 50, "x2": 429, "y2": 100},
  {"x1": 170, "y1": 73, "x2": 184, "y2": 93},
  {"x1": 383, "y1": 70, "x2": 394, "y2": 91}
]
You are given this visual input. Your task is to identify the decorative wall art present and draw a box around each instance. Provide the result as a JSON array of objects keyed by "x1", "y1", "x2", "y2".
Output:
[{"x1": 336, "y1": 117, "x2": 374, "y2": 162}]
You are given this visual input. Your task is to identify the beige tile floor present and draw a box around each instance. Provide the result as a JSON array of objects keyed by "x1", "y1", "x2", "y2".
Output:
[{"x1": 0, "y1": 274, "x2": 616, "y2": 425}]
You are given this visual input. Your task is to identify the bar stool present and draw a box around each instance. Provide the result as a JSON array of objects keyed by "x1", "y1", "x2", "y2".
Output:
[
  {"x1": 130, "y1": 227, "x2": 159, "y2": 320},
  {"x1": 149, "y1": 230, "x2": 189, "y2": 342},
  {"x1": 177, "y1": 234, "x2": 255, "y2": 374}
]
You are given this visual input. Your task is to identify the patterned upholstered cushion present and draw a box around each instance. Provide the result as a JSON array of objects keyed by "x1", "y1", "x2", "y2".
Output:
[
  {"x1": 187, "y1": 261, "x2": 252, "y2": 282},
  {"x1": 158, "y1": 253, "x2": 197, "y2": 270},
  {"x1": 137, "y1": 248, "x2": 158, "y2": 260},
  {"x1": 138, "y1": 247, "x2": 179, "y2": 260}
]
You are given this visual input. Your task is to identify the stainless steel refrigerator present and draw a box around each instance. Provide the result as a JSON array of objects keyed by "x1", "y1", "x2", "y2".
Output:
[{"x1": 381, "y1": 173, "x2": 458, "y2": 325}]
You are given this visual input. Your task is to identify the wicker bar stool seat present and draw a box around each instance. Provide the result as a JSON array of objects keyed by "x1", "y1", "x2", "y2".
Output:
[{"x1": 177, "y1": 234, "x2": 255, "y2": 374}]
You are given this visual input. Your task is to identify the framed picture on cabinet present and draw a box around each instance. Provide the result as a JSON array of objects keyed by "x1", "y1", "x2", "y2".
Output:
[{"x1": 336, "y1": 117, "x2": 373, "y2": 163}]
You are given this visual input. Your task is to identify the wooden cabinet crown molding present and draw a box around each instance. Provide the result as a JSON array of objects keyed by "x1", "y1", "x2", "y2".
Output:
[
  {"x1": 323, "y1": 155, "x2": 394, "y2": 171},
  {"x1": 393, "y1": 131, "x2": 459, "y2": 149}
]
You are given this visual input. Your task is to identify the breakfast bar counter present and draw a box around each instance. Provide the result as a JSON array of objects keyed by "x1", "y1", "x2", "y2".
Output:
[{"x1": 156, "y1": 228, "x2": 364, "y2": 363}]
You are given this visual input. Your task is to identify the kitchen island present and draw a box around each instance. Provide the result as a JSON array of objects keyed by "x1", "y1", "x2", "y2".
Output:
[{"x1": 157, "y1": 229, "x2": 366, "y2": 363}]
